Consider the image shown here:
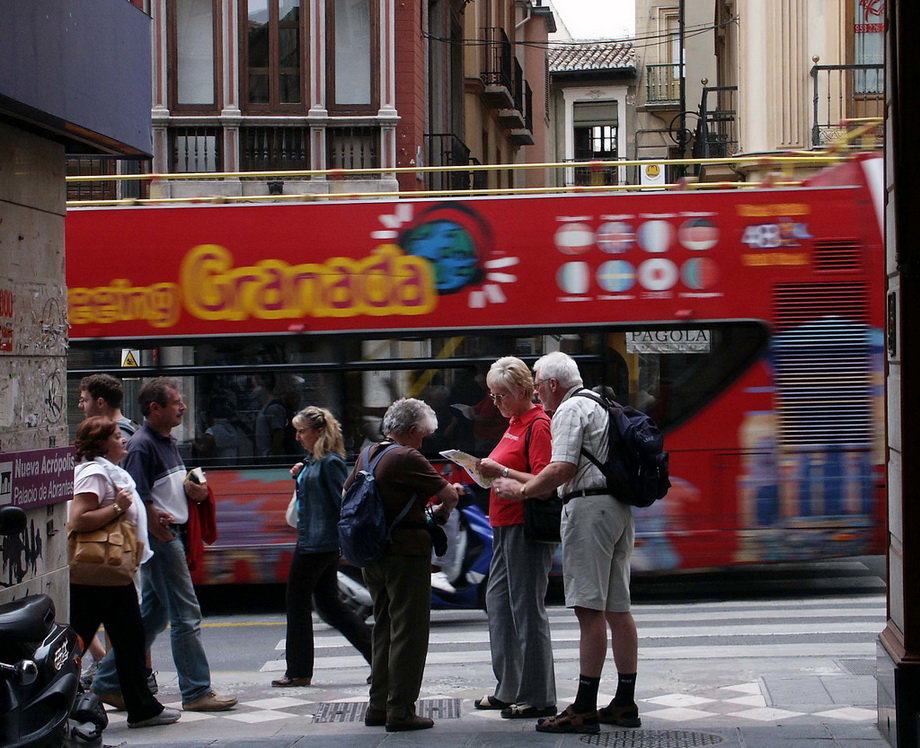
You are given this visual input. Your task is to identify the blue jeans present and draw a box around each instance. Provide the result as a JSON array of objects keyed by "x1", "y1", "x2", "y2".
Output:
[{"x1": 91, "y1": 532, "x2": 212, "y2": 703}]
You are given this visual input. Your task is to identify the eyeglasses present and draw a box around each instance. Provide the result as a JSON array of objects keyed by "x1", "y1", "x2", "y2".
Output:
[
  {"x1": 534, "y1": 378, "x2": 550, "y2": 388},
  {"x1": 488, "y1": 393, "x2": 509, "y2": 401}
]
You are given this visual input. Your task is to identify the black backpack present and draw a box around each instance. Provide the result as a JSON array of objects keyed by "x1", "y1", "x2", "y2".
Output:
[
  {"x1": 338, "y1": 444, "x2": 415, "y2": 567},
  {"x1": 574, "y1": 390, "x2": 671, "y2": 508}
]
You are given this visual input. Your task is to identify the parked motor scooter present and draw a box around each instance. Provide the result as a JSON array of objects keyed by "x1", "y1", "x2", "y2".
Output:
[
  {"x1": 429, "y1": 495, "x2": 493, "y2": 610},
  {"x1": 0, "y1": 504, "x2": 102, "y2": 747},
  {"x1": 338, "y1": 491, "x2": 494, "y2": 616}
]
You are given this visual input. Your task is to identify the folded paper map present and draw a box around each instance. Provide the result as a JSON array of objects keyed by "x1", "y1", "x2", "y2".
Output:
[{"x1": 439, "y1": 449, "x2": 490, "y2": 488}]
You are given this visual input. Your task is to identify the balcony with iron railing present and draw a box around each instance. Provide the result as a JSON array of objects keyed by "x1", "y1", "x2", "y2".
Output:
[
  {"x1": 498, "y1": 58, "x2": 526, "y2": 131},
  {"x1": 327, "y1": 126, "x2": 380, "y2": 173},
  {"x1": 170, "y1": 126, "x2": 223, "y2": 173},
  {"x1": 565, "y1": 159, "x2": 621, "y2": 188},
  {"x1": 240, "y1": 125, "x2": 310, "y2": 173},
  {"x1": 811, "y1": 63, "x2": 884, "y2": 147},
  {"x1": 693, "y1": 85, "x2": 738, "y2": 160},
  {"x1": 424, "y1": 132, "x2": 469, "y2": 191},
  {"x1": 481, "y1": 30, "x2": 534, "y2": 144},
  {"x1": 644, "y1": 63, "x2": 681, "y2": 106},
  {"x1": 66, "y1": 157, "x2": 148, "y2": 201},
  {"x1": 507, "y1": 81, "x2": 534, "y2": 145},
  {"x1": 481, "y1": 27, "x2": 514, "y2": 109},
  {"x1": 155, "y1": 121, "x2": 395, "y2": 198}
]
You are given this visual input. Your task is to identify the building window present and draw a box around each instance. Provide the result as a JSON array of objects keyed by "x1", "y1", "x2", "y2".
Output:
[
  {"x1": 327, "y1": 0, "x2": 378, "y2": 112},
  {"x1": 644, "y1": 8, "x2": 681, "y2": 103},
  {"x1": 573, "y1": 101, "x2": 618, "y2": 186},
  {"x1": 242, "y1": 0, "x2": 306, "y2": 110},
  {"x1": 853, "y1": 0, "x2": 884, "y2": 94},
  {"x1": 169, "y1": 0, "x2": 220, "y2": 111}
]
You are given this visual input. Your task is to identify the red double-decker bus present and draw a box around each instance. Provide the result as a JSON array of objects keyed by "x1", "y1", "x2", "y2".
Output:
[{"x1": 65, "y1": 155, "x2": 885, "y2": 584}]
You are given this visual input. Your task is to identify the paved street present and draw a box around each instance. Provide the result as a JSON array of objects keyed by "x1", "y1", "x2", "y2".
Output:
[{"x1": 92, "y1": 557, "x2": 889, "y2": 746}]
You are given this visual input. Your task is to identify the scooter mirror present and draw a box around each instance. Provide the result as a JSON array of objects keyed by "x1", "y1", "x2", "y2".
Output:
[
  {"x1": 15, "y1": 660, "x2": 38, "y2": 686},
  {"x1": 0, "y1": 506, "x2": 26, "y2": 535}
]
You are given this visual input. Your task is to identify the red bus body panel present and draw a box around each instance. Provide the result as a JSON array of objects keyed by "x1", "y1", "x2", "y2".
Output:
[{"x1": 66, "y1": 157, "x2": 885, "y2": 581}]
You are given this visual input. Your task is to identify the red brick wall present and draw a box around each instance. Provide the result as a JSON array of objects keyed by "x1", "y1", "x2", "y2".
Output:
[{"x1": 394, "y1": 0, "x2": 427, "y2": 191}]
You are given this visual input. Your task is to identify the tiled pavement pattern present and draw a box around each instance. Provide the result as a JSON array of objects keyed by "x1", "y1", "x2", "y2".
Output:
[{"x1": 97, "y1": 584, "x2": 887, "y2": 743}]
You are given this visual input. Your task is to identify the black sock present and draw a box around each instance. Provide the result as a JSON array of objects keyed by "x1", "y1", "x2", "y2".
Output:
[
  {"x1": 613, "y1": 672, "x2": 637, "y2": 706},
  {"x1": 572, "y1": 674, "x2": 601, "y2": 713}
]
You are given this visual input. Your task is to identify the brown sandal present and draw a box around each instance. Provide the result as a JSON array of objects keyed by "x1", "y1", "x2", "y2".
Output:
[
  {"x1": 598, "y1": 701, "x2": 642, "y2": 727},
  {"x1": 535, "y1": 705, "x2": 600, "y2": 734}
]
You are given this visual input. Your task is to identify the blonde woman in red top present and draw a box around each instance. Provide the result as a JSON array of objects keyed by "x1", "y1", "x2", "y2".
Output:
[{"x1": 472, "y1": 356, "x2": 557, "y2": 719}]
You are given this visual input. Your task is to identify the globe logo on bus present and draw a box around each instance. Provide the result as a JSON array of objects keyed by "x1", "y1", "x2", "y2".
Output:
[
  {"x1": 401, "y1": 219, "x2": 483, "y2": 294},
  {"x1": 391, "y1": 202, "x2": 515, "y2": 308}
]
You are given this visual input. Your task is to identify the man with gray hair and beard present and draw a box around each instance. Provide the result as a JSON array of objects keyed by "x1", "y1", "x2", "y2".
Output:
[{"x1": 492, "y1": 351, "x2": 640, "y2": 734}]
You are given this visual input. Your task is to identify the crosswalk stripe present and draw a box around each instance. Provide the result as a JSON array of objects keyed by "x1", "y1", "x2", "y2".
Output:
[
  {"x1": 306, "y1": 619, "x2": 883, "y2": 650},
  {"x1": 283, "y1": 639, "x2": 878, "y2": 673},
  {"x1": 264, "y1": 593, "x2": 887, "y2": 675}
]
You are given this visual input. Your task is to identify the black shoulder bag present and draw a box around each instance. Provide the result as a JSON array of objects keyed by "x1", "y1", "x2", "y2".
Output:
[{"x1": 521, "y1": 416, "x2": 562, "y2": 543}]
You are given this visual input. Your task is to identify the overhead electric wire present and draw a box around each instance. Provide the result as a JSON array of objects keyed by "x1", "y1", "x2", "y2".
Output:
[{"x1": 421, "y1": 15, "x2": 739, "y2": 53}]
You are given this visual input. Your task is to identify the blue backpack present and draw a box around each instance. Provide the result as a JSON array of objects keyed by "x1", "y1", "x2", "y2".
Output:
[
  {"x1": 574, "y1": 390, "x2": 671, "y2": 508},
  {"x1": 338, "y1": 444, "x2": 416, "y2": 567}
]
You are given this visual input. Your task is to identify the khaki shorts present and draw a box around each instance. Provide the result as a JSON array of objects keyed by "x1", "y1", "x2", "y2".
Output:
[{"x1": 560, "y1": 493, "x2": 634, "y2": 612}]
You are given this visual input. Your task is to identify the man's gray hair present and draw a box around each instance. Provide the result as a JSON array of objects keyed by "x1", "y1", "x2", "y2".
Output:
[
  {"x1": 534, "y1": 351, "x2": 583, "y2": 389},
  {"x1": 382, "y1": 397, "x2": 438, "y2": 437},
  {"x1": 139, "y1": 377, "x2": 182, "y2": 417}
]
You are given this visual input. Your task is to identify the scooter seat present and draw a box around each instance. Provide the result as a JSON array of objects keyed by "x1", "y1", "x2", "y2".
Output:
[{"x1": 0, "y1": 594, "x2": 55, "y2": 642}]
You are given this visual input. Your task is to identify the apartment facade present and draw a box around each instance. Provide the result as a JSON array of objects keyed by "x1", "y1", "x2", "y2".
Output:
[
  {"x1": 631, "y1": 1, "x2": 883, "y2": 176},
  {"x1": 547, "y1": 40, "x2": 637, "y2": 189},
  {"x1": 70, "y1": 0, "x2": 556, "y2": 200}
]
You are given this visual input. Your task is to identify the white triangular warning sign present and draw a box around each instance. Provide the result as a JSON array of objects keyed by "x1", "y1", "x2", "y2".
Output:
[{"x1": 121, "y1": 349, "x2": 140, "y2": 367}]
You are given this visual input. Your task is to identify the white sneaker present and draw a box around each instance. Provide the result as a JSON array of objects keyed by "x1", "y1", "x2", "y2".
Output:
[{"x1": 431, "y1": 571, "x2": 456, "y2": 594}]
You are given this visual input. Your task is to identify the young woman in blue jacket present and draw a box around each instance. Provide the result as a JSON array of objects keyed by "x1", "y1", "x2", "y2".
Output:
[{"x1": 273, "y1": 406, "x2": 373, "y2": 687}]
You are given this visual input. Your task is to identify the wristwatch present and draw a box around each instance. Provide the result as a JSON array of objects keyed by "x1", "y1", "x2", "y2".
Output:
[
  {"x1": 501, "y1": 467, "x2": 509, "y2": 478},
  {"x1": 112, "y1": 503, "x2": 124, "y2": 515},
  {"x1": 520, "y1": 483, "x2": 528, "y2": 498}
]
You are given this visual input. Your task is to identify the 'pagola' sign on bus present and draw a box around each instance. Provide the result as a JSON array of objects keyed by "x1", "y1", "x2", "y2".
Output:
[{"x1": 627, "y1": 329, "x2": 712, "y2": 354}]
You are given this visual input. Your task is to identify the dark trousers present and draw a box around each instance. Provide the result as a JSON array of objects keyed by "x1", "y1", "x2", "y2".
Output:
[
  {"x1": 69, "y1": 583, "x2": 163, "y2": 724},
  {"x1": 284, "y1": 549, "x2": 373, "y2": 679},
  {"x1": 363, "y1": 553, "x2": 431, "y2": 719}
]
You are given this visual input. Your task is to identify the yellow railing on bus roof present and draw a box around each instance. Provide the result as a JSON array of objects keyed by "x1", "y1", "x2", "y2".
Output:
[{"x1": 65, "y1": 148, "x2": 879, "y2": 209}]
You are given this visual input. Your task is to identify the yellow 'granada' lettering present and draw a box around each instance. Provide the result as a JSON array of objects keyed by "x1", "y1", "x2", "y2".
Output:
[{"x1": 181, "y1": 243, "x2": 437, "y2": 321}]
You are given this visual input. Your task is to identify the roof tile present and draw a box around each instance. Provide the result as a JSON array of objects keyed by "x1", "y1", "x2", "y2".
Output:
[{"x1": 548, "y1": 41, "x2": 635, "y2": 73}]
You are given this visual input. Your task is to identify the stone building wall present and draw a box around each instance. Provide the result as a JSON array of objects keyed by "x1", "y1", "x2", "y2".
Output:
[{"x1": 0, "y1": 121, "x2": 73, "y2": 607}]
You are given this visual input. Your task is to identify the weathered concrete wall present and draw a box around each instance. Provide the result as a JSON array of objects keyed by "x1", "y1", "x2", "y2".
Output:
[{"x1": 0, "y1": 121, "x2": 71, "y2": 608}]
